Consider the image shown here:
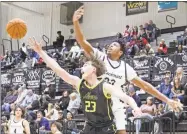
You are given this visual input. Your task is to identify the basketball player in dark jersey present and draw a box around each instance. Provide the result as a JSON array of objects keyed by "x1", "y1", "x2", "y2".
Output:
[{"x1": 28, "y1": 37, "x2": 142, "y2": 134}]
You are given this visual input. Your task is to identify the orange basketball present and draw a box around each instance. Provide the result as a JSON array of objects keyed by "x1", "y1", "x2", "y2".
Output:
[{"x1": 6, "y1": 18, "x2": 27, "y2": 39}]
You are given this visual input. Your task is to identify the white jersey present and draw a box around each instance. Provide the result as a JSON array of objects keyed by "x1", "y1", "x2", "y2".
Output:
[
  {"x1": 9, "y1": 119, "x2": 25, "y2": 134},
  {"x1": 94, "y1": 48, "x2": 137, "y2": 110}
]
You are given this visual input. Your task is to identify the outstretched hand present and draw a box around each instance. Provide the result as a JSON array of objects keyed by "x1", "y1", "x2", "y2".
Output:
[
  {"x1": 73, "y1": 6, "x2": 84, "y2": 22},
  {"x1": 28, "y1": 37, "x2": 43, "y2": 53},
  {"x1": 167, "y1": 99, "x2": 183, "y2": 112}
]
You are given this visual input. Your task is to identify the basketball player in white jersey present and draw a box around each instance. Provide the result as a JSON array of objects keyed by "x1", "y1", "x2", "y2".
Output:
[
  {"x1": 8, "y1": 106, "x2": 30, "y2": 134},
  {"x1": 73, "y1": 6, "x2": 183, "y2": 134}
]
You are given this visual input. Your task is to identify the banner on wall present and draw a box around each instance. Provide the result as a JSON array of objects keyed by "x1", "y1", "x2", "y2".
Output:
[
  {"x1": 126, "y1": 2, "x2": 148, "y2": 16},
  {"x1": 152, "y1": 55, "x2": 176, "y2": 81},
  {"x1": 158, "y1": 2, "x2": 178, "y2": 12},
  {"x1": 26, "y1": 69, "x2": 41, "y2": 89},
  {"x1": 132, "y1": 57, "x2": 151, "y2": 80}
]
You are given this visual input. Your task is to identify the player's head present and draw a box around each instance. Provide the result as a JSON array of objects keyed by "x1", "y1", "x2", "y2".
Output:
[
  {"x1": 81, "y1": 55, "x2": 106, "y2": 79},
  {"x1": 107, "y1": 40, "x2": 124, "y2": 59},
  {"x1": 14, "y1": 106, "x2": 25, "y2": 118}
]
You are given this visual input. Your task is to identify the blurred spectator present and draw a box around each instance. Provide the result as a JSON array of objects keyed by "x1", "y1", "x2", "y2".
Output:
[
  {"x1": 158, "y1": 75, "x2": 172, "y2": 99},
  {"x1": 53, "y1": 31, "x2": 64, "y2": 49},
  {"x1": 20, "y1": 89, "x2": 38, "y2": 108},
  {"x1": 36, "y1": 111, "x2": 50, "y2": 131},
  {"x1": 10, "y1": 103, "x2": 16, "y2": 120},
  {"x1": 29, "y1": 49, "x2": 40, "y2": 67},
  {"x1": 58, "y1": 90, "x2": 70, "y2": 114},
  {"x1": 64, "y1": 112, "x2": 78, "y2": 134},
  {"x1": 41, "y1": 90, "x2": 51, "y2": 107},
  {"x1": 124, "y1": 25, "x2": 131, "y2": 42},
  {"x1": 19, "y1": 43, "x2": 28, "y2": 62},
  {"x1": 46, "y1": 104, "x2": 59, "y2": 120},
  {"x1": 60, "y1": 43, "x2": 69, "y2": 60},
  {"x1": 50, "y1": 121, "x2": 62, "y2": 134},
  {"x1": 14, "y1": 86, "x2": 28, "y2": 106},
  {"x1": 56, "y1": 111, "x2": 64, "y2": 123},
  {"x1": 176, "y1": 44, "x2": 185, "y2": 53},
  {"x1": 131, "y1": 26, "x2": 138, "y2": 36},
  {"x1": 3, "y1": 50, "x2": 14, "y2": 67},
  {"x1": 128, "y1": 85, "x2": 141, "y2": 107},
  {"x1": 176, "y1": 67, "x2": 187, "y2": 88},
  {"x1": 157, "y1": 40, "x2": 168, "y2": 55},
  {"x1": 67, "y1": 42, "x2": 81, "y2": 60},
  {"x1": 67, "y1": 92, "x2": 81, "y2": 115},
  {"x1": 141, "y1": 43, "x2": 154, "y2": 56},
  {"x1": 170, "y1": 76, "x2": 185, "y2": 102},
  {"x1": 2, "y1": 90, "x2": 18, "y2": 113},
  {"x1": 45, "y1": 80, "x2": 55, "y2": 99},
  {"x1": 140, "y1": 97, "x2": 156, "y2": 116}
]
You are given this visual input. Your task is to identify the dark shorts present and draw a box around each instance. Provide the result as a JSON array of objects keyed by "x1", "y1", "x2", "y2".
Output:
[{"x1": 83, "y1": 122, "x2": 116, "y2": 134}]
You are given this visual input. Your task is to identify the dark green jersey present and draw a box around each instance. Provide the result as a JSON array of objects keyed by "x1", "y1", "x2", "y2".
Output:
[{"x1": 78, "y1": 79, "x2": 114, "y2": 126}]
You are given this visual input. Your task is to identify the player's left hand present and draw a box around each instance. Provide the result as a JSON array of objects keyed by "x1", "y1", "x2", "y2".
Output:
[
  {"x1": 132, "y1": 107, "x2": 143, "y2": 117},
  {"x1": 167, "y1": 99, "x2": 183, "y2": 112}
]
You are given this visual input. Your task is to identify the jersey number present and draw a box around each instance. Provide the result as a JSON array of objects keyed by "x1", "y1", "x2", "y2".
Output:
[
  {"x1": 85, "y1": 101, "x2": 96, "y2": 112},
  {"x1": 104, "y1": 77, "x2": 116, "y2": 85}
]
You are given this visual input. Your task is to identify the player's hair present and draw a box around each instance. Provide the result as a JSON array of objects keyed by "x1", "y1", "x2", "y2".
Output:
[
  {"x1": 113, "y1": 39, "x2": 125, "y2": 54},
  {"x1": 14, "y1": 105, "x2": 25, "y2": 118},
  {"x1": 84, "y1": 54, "x2": 106, "y2": 77}
]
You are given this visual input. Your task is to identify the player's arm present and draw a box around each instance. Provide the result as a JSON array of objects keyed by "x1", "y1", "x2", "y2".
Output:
[
  {"x1": 131, "y1": 77, "x2": 170, "y2": 103},
  {"x1": 73, "y1": 6, "x2": 94, "y2": 56},
  {"x1": 23, "y1": 120, "x2": 30, "y2": 134},
  {"x1": 103, "y1": 83, "x2": 139, "y2": 110},
  {"x1": 28, "y1": 38, "x2": 81, "y2": 89}
]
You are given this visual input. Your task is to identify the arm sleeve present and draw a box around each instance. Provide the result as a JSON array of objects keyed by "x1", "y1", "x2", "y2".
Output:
[
  {"x1": 93, "y1": 48, "x2": 106, "y2": 60},
  {"x1": 126, "y1": 63, "x2": 137, "y2": 81}
]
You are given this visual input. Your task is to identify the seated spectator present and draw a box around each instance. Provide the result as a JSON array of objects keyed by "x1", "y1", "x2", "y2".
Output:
[
  {"x1": 159, "y1": 39, "x2": 165, "y2": 47},
  {"x1": 56, "y1": 111, "x2": 64, "y2": 124},
  {"x1": 128, "y1": 85, "x2": 142, "y2": 107},
  {"x1": 20, "y1": 89, "x2": 38, "y2": 108},
  {"x1": 40, "y1": 90, "x2": 51, "y2": 107},
  {"x1": 157, "y1": 42, "x2": 168, "y2": 55},
  {"x1": 170, "y1": 76, "x2": 185, "y2": 102},
  {"x1": 176, "y1": 67, "x2": 187, "y2": 88},
  {"x1": 14, "y1": 86, "x2": 28, "y2": 106},
  {"x1": 59, "y1": 43, "x2": 69, "y2": 60},
  {"x1": 67, "y1": 42, "x2": 81, "y2": 60},
  {"x1": 140, "y1": 96, "x2": 156, "y2": 116},
  {"x1": 2, "y1": 90, "x2": 18, "y2": 113},
  {"x1": 67, "y1": 92, "x2": 81, "y2": 116},
  {"x1": 29, "y1": 49, "x2": 40, "y2": 67},
  {"x1": 2, "y1": 50, "x2": 14, "y2": 68},
  {"x1": 36, "y1": 111, "x2": 50, "y2": 132},
  {"x1": 158, "y1": 75, "x2": 172, "y2": 99},
  {"x1": 64, "y1": 112, "x2": 78, "y2": 134},
  {"x1": 131, "y1": 26, "x2": 138, "y2": 37},
  {"x1": 141, "y1": 43, "x2": 154, "y2": 56},
  {"x1": 147, "y1": 20, "x2": 156, "y2": 41},
  {"x1": 58, "y1": 90, "x2": 70, "y2": 114},
  {"x1": 50, "y1": 121, "x2": 62, "y2": 134},
  {"x1": 175, "y1": 44, "x2": 185, "y2": 53},
  {"x1": 46, "y1": 104, "x2": 59, "y2": 120},
  {"x1": 45, "y1": 80, "x2": 55, "y2": 99}
]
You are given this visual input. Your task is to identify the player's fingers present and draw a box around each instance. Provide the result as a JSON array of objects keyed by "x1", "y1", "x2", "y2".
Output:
[
  {"x1": 39, "y1": 40, "x2": 44, "y2": 45},
  {"x1": 28, "y1": 38, "x2": 35, "y2": 46},
  {"x1": 32, "y1": 37, "x2": 38, "y2": 45}
]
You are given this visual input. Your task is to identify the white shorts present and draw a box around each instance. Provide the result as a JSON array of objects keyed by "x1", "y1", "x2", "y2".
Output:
[
  {"x1": 113, "y1": 108, "x2": 126, "y2": 130},
  {"x1": 112, "y1": 97, "x2": 126, "y2": 130}
]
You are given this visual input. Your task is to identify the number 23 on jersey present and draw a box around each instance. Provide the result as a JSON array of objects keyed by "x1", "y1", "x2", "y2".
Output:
[{"x1": 85, "y1": 101, "x2": 96, "y2": 112}]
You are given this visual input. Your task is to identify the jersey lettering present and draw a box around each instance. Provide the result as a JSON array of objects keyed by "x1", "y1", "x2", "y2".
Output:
[
  {"x1": 85, "y1": 101, "x2": 96, "y2": 112},
  {"x1": 104, "y1": 77, "x2": 116, "y2": 85}
]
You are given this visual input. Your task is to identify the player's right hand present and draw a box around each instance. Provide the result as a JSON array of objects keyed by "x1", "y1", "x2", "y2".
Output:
[
  {"x1": 73, "y1": 6, "x2": 84, "y2": 22},
  {"x1": 28, "y1": 37, "x2": 43, "y2": 53}
]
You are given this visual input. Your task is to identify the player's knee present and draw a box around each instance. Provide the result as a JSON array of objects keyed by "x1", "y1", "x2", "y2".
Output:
[{"x1": 116, "y1": 130, "x2": 126, "y2": 134}]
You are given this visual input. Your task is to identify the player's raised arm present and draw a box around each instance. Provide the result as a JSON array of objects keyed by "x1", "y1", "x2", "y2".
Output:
[
  {"x1": 73, "y1": 6, "x2": 94, "y2": 56},
  {"x1": 103, "y1": 83, "x2": 142, "y2": 117},
  {"x1": 131, "y1": 77, "x2": 183, "y2": 112},
  {"x1": 28, "y1": 37, "x2": 80, "y2": 89}
]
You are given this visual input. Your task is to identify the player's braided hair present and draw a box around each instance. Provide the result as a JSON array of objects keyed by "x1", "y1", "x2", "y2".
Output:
[{"x1": 83, "y1": 53, "x2": 106, "y2": 77}]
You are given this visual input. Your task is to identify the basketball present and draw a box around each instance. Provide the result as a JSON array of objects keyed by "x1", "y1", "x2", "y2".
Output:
[{"x1": 6, "y1": 18, "x2": 27, "y2": 39}]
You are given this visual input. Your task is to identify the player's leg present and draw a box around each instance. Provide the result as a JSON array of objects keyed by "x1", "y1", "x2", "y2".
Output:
[
  {"x1": 82, "y1": 123, "x2": 95, "y2": 134},
  {"x1": 113, "y1": 108, "x2": 127, "y2": 134}
]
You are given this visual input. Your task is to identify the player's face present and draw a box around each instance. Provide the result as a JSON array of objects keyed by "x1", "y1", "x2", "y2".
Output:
[
  {"x1": 15, "y1": 108, "x2": 22, "y2": 117},
  {"x1": 107, "y1": 42, "x2": 123, "y2": 58},
  {"x1": 81, "y1": 61, "x2": 96, "y2": 79}
]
